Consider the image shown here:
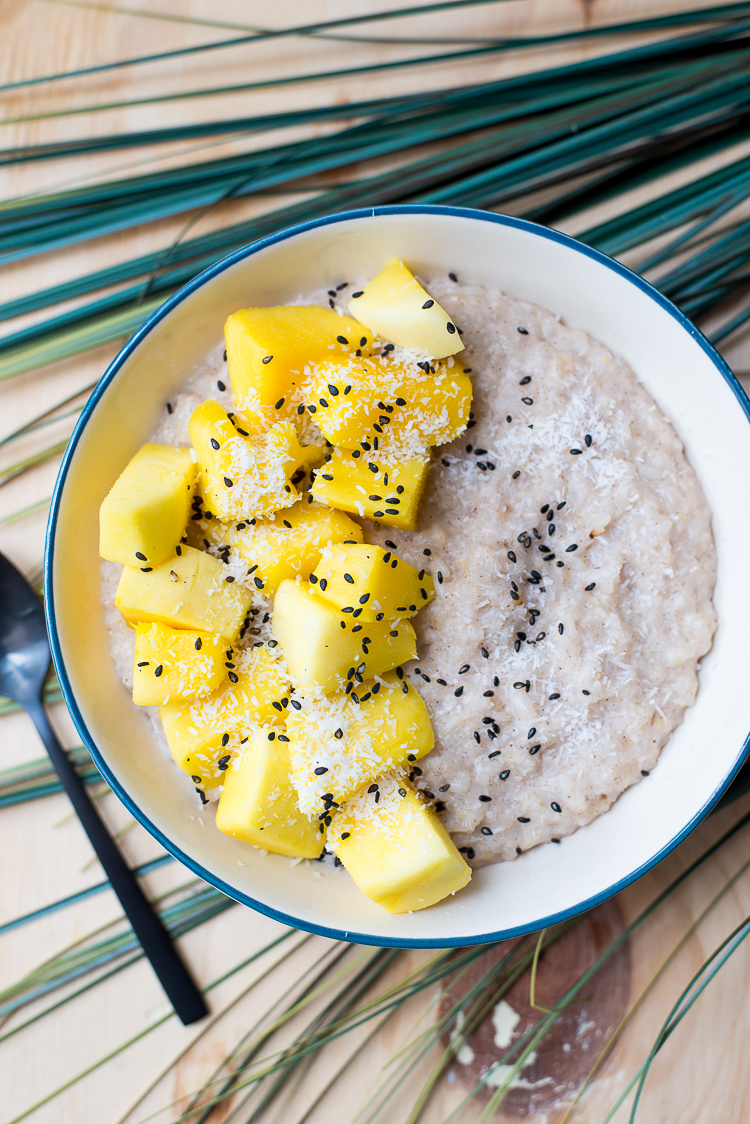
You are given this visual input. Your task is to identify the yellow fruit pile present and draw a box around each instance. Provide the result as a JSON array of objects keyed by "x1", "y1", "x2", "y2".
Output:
[{"x1": 99, "y1": 260, "x2": 474, "y2": 913}]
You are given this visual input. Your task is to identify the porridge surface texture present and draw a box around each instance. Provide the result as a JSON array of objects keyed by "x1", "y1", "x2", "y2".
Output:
[
  {"x1": 370, "y1": 278, "x2": 716, "y2": 864},
  {"x1": 101, "y1": 279, "x2": 717, "y2": 866}
]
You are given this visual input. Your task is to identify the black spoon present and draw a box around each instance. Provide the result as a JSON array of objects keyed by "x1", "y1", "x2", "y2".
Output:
[{"x1": 0, "y1": 549, "x2": 207, "y2": 1026}]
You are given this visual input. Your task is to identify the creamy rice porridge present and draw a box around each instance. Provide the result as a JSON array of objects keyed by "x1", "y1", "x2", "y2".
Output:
[{"x1": 101, "y1": 277, "x2": 716, "y2": 867}]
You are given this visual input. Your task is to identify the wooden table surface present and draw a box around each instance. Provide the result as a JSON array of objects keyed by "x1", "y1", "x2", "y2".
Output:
[{"x1": 2, "y1": 3, "x2": 750, "y2": 1122}]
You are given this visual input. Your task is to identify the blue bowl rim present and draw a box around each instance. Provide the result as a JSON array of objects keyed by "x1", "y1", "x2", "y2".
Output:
[{"x1": 44, "y1": 203, "x2": 750, "y2": 949}]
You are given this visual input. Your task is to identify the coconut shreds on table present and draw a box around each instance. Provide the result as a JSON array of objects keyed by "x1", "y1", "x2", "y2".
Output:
[{"x1": 101, "y1": 279, "x2": 716, "y2": 867}]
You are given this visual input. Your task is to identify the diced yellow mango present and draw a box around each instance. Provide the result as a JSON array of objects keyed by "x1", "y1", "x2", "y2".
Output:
[
  {"x1": 99, "y1": 443, "x2": 195, "y2": 566},
  {"x1": 272, "y1": 579, "x2": 417, "y2": 694},
  {"x1": 286, "y1": 672, "x2": 434, "y2": 814},
  {"x1": 189, "y1": 399, "x2": 306, "y2": 521},
  {"x1": 311, "y1": 449, "x2": 430, "y2": 531},
  {"x1": 310, "y1": 543, "x2": 434, "y2": 622},
  {"x1": 159, "y1": 647, "x2": 290, "y2": 785},
  {"x1": 309, "y1": 355, "x2": 472, "y2": 452},
  {"x1": 115, "y1": 545, "x2": 251, "y2": 641},
  {"x1": 232, "y1": 501, "x2": 362, "y2": 594},
  {"x1": 216, "y1": 728, "x2": 322, "y2": 858},
  {"x1": 225, "y1": 305, "x2": 374, "y2": 415},
  {"x1": 132, "y1": 622, "x2": 227, "y2": 706},
  {"x1": 348, "y1": 260, "x2": 464, "y2": 359},
  {"x1": 329, "y1": 776, "x2": 471, "y2": 913}
]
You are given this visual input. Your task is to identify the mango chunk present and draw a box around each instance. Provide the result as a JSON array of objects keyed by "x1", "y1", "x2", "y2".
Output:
[
  {"x1": 159, "y1": 647, "x2": 290, "y2": 785},
  {"x1": 99, "y1": 443, "x2": 195, "y2": 567},
  {"x1": 286, "y1": 672, "x2": 434, "y2": 814},
  {"x1": 189, "y1": 399, "x2": 306, "y2": 521},
  {"x1": 329, "y1": 775, "x2": 471, "y2": 913},
  {"x1": 311, "y1": 449, "x2": 430, "y2": 531},
  {"x1": 225, "y1": 306, "x2": 374, "y2": 415},
  {"x1": 132, "y1": 622, "x2": 227, "y2": 706},
  {"x1": 115, "y1": 545, "x2": 251, "y2": 642},
  {"x1": 309, "y1": 355, "x2": 471, "y2": 452},
  {"x1": 232, "y1": 501, "x2": 363, "y2": 595},
  {"x1": 310, "y1": 543, "x2": 434, "y2": 622},
  {"x1": 272, "y1": 579, "x2": 417, "y2": 694},
  {"x1": 348, "y1": 260, "x2": 464, "y2": 359},
  {"x1": 216, "y1": 728, "x2": 322, "y2": 858}
]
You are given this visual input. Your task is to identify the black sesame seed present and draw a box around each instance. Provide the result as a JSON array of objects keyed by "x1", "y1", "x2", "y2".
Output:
[
  {"x1": 582, "y1": 689, "x2": 591, "y2": 696},
  {"x1": 518, "y1": 816, "x2": 530, "y2": 823},
  {"x1": 336, "y1": 335, "x2": 349, "y2": 345},
  {"x1": 422, "y1": 299, "x2": 435, "y2": 309},
  {"x1": 585, "y1": 582, "x2": 596, "y2": 591},
  {"x1": 454, "y1": 686, "x2": 464, "y2": 697},
  {"x1": 481, "y1": 826, "x2": 493, "y2": 835},
  {"x1": 522, "y1": 397, "x2": 533, "y2": 405},
  {"x1": 517, "y1": 327, "x2": 529, "y2": 334},
  {"x1": 549, "y1": 692, "x2": 560, "y2": 700},
  {"x1": 513, "y1": 470, "x2": 521, "y2": 479},
  {"x1": 154, "y1": 664, "x2": 163, "y2": 677},
  {"x1": 585, "y1": 434, "x2": 593, "y2": 446},
  {"x1": 558, "y1": 623, "x2": 564, "y2": 635},
  {"x1": 437, "y1": 572, "x2": 443, "y2": 584},
  {"x1": 500, "y1": 770, "x2": 510, "y2": 780},
  {"x1": 137, "y1": 661, "x2": 149, "y2": 667},
  {"x1": 570, "y1": 448, "x2": 583, "y2": 455},
  {"x1": 458, "y1": 664, "x2": 470, "y2": 674},
  {"x1": 474, "y1": 732, "x2": 481, "y2": 743},
  {"x1": 217, "y1": 380, "x2": 226, "y2": 391},
  {"x1": 566, "y1": 544, "x2": 578, "y2": 553},
  {"x1": 641, "y1": 770, "x2": 650, "y2": 777},
  {"x1": 446, "y1": 322, "x2": 456, "y2": 334}
]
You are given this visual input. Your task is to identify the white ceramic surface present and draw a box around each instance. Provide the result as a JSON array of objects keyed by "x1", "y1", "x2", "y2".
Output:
[{"x1": 46, "y1": 206, "x2": 750, "y2": 947}]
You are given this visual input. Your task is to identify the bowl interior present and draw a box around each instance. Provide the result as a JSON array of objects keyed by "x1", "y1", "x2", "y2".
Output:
[{"x1": 48, "y1": 208, "x2": 750, "y2": 946}]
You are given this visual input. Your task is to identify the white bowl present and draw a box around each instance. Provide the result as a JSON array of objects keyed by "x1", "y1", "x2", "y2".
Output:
[{"x1": 45, "y1": 206, "x2": 750, "y2": 948}]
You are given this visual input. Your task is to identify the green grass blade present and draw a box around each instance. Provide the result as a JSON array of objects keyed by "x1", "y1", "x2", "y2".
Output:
[
  {"x1": 0, "y1": 299, "x2": 162, "y2": 382},
  {"x1": 0, "y1": 855, "x2": 173, "y2": 937},
  {"x1": 3, "y1": 0, "x2": 509, "y2": 98}
]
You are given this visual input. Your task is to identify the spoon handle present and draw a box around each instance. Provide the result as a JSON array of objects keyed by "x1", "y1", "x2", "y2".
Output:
[{"x1": 27, "y1": 700, "x2": 208, "y2": 1026}]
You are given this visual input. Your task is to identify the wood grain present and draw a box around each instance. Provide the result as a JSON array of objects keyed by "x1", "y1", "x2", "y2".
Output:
[{"x1": 1, "y1": 3, "x2": 750, "y2": 1122}]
